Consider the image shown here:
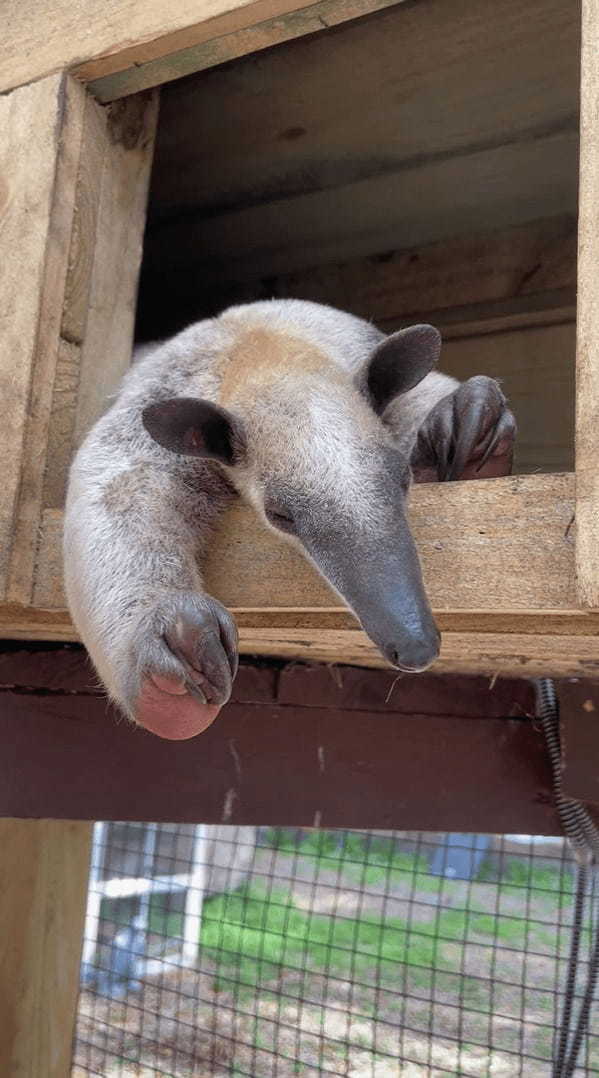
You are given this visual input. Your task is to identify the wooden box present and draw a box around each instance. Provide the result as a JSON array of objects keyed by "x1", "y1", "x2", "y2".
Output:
[
  {"x1": 1, "y1": 0, "x2": 597, "y2": 678},
  {"x1": 1, "y1": 5, "x2": 598, "y2": 1066}
]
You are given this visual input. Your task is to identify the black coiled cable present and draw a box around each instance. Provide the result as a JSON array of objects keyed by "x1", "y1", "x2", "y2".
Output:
[{"x1": 534, "y1": 678, "x2": 599, "y2": 1078}]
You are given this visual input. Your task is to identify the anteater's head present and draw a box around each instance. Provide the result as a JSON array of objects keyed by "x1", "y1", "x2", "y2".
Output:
[{"x1": 143, "y1": 301, "x2": 441, "y2": 673}]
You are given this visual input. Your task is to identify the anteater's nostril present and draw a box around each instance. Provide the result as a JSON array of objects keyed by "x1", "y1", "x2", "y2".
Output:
[{"x1": 384, "y1": 635, "x2": 440, "y2": 673}]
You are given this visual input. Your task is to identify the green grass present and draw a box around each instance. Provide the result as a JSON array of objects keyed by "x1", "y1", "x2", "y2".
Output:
[
  {"x1": 139, "y1": 836, "x2": 567, "y2": 991},
  {"x1": 196, "y1": 881, "x2": 549, "y2": 999},
  {"x1": 477, "y1": 856, "x2": 574, "y2": 902},
  {"x1": 261, "y1": 829, "x2": 460, "y2": 896}
]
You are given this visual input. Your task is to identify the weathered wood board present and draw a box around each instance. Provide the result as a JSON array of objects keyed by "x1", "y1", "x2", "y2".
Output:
[
  {"x1": 0, "y1": 75, "x2": 86, "y2": 607},
  {"x1": 42, "y1": 90, "x2": 159, "y2": 513},
  {"x1": 0, "y1": 0, "x2": 407, "y2": 99},
  {"x1": 0, "y1": 651, "x2": 559, "y2": 832},
  {"x1": 0, "y1": 819, "x2": 92, "y2": 1078},
  {"x1": 4, "y1": 473, "x2": 599, "y2": 678},
  {"x1": 138, "y1": 0, "x2": 579, "y2": 341},
  {"x1": 576, "y1": 0, "x2": 599, "y2": 607},
  {"x1": 0, "y1": 75, "x2": 157, "y2": 625}
]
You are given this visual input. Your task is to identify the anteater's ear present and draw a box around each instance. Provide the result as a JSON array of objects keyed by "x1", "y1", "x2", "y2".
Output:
[
  {"x1": 360, "y1": 325, "x2": 442, "y2": 415},
  {"x1": 142, "y1": 397, "x2": 246, "y2": 466}
]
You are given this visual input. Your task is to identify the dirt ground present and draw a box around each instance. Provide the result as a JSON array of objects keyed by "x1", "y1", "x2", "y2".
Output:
[{"x1": 72, "y1": 846, "x2": 598, "y2": 1078}]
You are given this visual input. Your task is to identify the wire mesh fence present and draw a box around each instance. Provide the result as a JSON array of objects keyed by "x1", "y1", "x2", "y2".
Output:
[{"x1": 72, "y1": 826, "x2": 598, "y2": 1077}]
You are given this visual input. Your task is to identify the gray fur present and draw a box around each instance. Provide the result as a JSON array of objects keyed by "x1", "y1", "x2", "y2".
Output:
[{"x1": 64, "y1": 299, "x2": 457, "y2": 729}]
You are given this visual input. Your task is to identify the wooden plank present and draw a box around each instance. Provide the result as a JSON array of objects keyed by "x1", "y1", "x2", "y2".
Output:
[
  {"x1": 0, "y1": 819, "x2": 92, "y2": 1077},
  {"x1": 31, "y1": 473, "x2": 577, "y2": 613},
  {"x1": 73, "y1": 93, "x2": 159, "y2": 447},
  {"x1": 0, "y1": 75, "x2": 86, "y2": 605},
  {"x1": 240, "y1": 217, "x2": 576, "y2": 333},
  {"x1": 575, "y1": 0, "x2": 599, "y2": 608},
  {"x1": 0, "y1": 0, "x2": 402, "y2": 97},
  {"x1": 87, "y1": 0, "x2": 405, "y2": 102},
  {"x1": 558, "y1": 678, "x2": 599, "y2": 804},
  {"x1": 441, "y1": 323, "x2": 576, "y2": 475},
  {"x1": 60, "y1": 95, "x2": 109, "y2": 347},
  {"x1": 139, "y1": 130, "x2": 579, "y2": 341},
  {"x1": 140, "y1": 216, "x2": 577, "y2": 341},
  {"x1": 207, "y1": 473, "x2": 578, "y2": 612},
  {"x1": 41, "y1": 91, "x2": 159, "y2": 515},
  {"x1": 2, "y1": 608, "x2": 599, "y2": 677},
  {"x1": 0, "y1": 647, "x2": 533, "y2": 712},
  {"x1": 235, "y1": 628, "x2": 599, "y2": 678},
  {"x1": 136, "y1": 0, "x2": 579, "y2": 340},
  {"x1": 149, "y1": 0, "x2": 579, "y2": 223},
  {"x1": 0, "y1": 690, "x2": 558, "y2": 832},
  {"x1": 8, "y1": 474, "x2": 599, "y2": 675},
  {"x1": 41, "y1": 342, "x2": 82, "y2": 511}
]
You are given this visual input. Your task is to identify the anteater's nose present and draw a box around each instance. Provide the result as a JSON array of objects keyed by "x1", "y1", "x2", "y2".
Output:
[{"x1": 383, "y1": 628, "x2": 441, "y2": 673}]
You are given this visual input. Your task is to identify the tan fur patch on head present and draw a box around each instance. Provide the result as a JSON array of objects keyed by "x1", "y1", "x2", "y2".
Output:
[{"x1": 218, "y1": 328, "x2": 336, "y2": 405}]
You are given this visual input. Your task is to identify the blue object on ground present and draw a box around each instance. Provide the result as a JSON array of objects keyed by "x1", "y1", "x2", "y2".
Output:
[{"x1": 429, "y1": 833, "x2": 491, "y2": 880}]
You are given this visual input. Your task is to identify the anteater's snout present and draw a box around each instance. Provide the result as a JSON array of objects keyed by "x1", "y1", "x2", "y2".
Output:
[{"x1": 382, "y1": 625, "x2": 441, "y2": 674}]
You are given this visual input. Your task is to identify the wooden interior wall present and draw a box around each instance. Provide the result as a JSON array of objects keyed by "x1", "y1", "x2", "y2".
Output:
[
  {"x1": 442, "y1": 324, "x2": 575, "y2": 474},
  {"x1": 136, "y1": 0, "x2": 580, "y2": 474},
  {"x1": 142, "y1": 0, "x2": 579, "y2": 281}
]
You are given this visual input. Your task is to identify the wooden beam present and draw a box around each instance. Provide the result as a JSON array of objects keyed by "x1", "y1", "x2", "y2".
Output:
[
  {"x1": 0, "y1": 819, "x2": 92, "y2": 1078},
  {"x1": 5, "y1": 473, "x2": 599, "y2": 677},
  {"x1": 0, "y1": 0, "x2": 405, "y2": 99},
  {"x1": 0, "y1": 75, "x2": 86, "y2": 606},
  {"x1": 140, "y1": 216, "x2": 577, "y2": 341},
  {"x1": 559, "y1": 678, "x2": 599, "y2": 804},
  {"x1": 42, "y1": 91, "x2": 159, "y2": 514},
  {"x1": 576, "y1": 0, "x2": 599, "y2": 608},
  {"x1": 0, "y1": 78, "x2": 157, "y2": 616},
  {"x1": 86, "y1": 0, "x2": 404, "y2": 103},
  {"x1": 140, "y1": 133, "x2": 579, "y2": 314},
  {"x1": 34, "y1": 472, "x2": 577, "y2": 613},
  {"x1": 244, "y1": 216, "x2": 577, "y2": 339},
  {"x1": 0, "y1": 658, "x2": 564, "y2": 833}
]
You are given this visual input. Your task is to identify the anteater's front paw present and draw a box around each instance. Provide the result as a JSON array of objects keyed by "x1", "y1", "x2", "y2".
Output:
[
  {"x1": 128, "y1": 592, "x2": 238, "y2": 740},
  {"x1": 412, "y1": 376, "x2": 516, "y2": 483}
]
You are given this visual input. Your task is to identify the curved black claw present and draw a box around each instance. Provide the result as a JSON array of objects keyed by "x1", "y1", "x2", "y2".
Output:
[
  {"x1": 131, "y1": 591, "x2": 239, "y2": 707},
  {"x1": 412, "y1": 376, "x2": 516, "y2": 483}
]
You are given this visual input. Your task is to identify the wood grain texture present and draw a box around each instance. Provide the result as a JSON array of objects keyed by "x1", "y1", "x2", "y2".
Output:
[
  {"x1": 6, "y1": 474, "x2": 599, "y2": 676},
  {"x1": 73, "y1": 92, "x2": 159, "y2": 447},
  {"x1": 140, "y1": 133, "x2": 580, "y2": 328},
  {"x1": 0, "y1": 691, "x2": 558, "y2": 832},
  {"x1": 139, "y1": 213, "x2": 577, "y2": 341},
  {"x1": 205, "y1": 474, "x2": 578, "y2": 612},
  {"x1": 441, "y1": 323, "x2": 576, "y2": 474},
  {"x1": 0, "y1": 0, "x2": 399, "y2": 96},
  {"x1": 576, "y1": 0, "x2": 599, "y2": 607},
  {"x1": 235, "y1": 629, "x2": 599, "y2": 678},
  {"x1": 138, "y1": 0, "x2": 579, "y2": 342},
  {"x1": 559, "y1": 678, "x2": 599, "y2": 804},
  {"x1": 0, "y1": 75, "x2": 86, "y2": 606},
  {"x1": 32, "y1": 474, "x2": 578, "y2": 612},
  {"x1": 0, "y1": 819, "x2": 92, "y2": 1077},
  {"x1": 149, "y1": 0, "x2": 579, "y2": 223},
  {"x1": 41, "y1": 91, "x2": 158, "y2": 514},
  {"x1": 41, "y1": 342, "x2": 82, "y2": 511},
  {"x1": 87, "y1": 0, "x2": 405, "y2": 102},
  {"x1": 245, "y1": 216, "x2": 577, "y2": 336}
]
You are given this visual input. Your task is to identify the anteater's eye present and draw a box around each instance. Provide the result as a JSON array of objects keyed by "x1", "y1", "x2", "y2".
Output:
[{"x1": 265, "y1": 506, "x2": 296, "y2": 533}]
